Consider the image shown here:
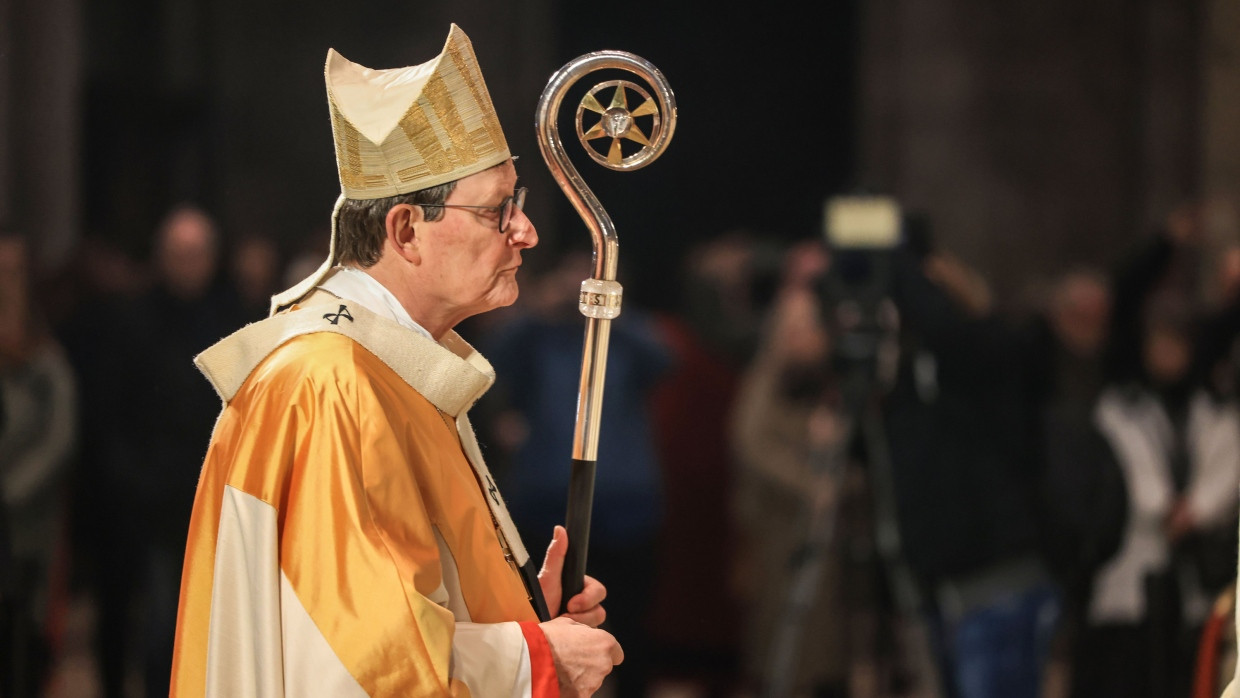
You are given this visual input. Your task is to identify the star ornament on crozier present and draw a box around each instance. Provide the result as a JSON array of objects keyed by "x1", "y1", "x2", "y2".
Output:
[{"x1": 575, "y1": 80, "x2": 663, "y2": 169}]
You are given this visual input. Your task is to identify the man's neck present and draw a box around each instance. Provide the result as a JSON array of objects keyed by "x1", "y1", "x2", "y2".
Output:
[
  {"x1": 347, "y1": 260, "x2": 459, "y2": 340},
  {"x1": 327, "y1": 265, "x2": 438, "y2": 341}
]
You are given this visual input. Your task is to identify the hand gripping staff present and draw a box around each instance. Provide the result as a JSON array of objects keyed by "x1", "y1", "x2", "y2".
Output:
[{"x1": 535, "y1": 51, "x2": 676, "y2": 614}]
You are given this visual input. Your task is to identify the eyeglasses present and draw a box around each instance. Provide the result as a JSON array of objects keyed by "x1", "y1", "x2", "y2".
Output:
[{"x1": 422, "y1": 187, "x2": 528, "y2": 233}]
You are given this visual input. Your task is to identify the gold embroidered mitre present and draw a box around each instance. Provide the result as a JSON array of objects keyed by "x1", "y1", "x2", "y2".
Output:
[{"x1": 325, "y1": 24, "x2": 510, "y2": 200}]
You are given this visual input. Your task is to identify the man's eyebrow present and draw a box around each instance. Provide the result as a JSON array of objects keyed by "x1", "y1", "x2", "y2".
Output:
[{"x1": 497, "y1": 177, "x2": 519, "y2": 197}]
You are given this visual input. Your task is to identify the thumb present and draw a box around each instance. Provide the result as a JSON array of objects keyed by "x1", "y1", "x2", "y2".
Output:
[{"x1": 539, "y1": 525, "x2": 568, "y2": 580}]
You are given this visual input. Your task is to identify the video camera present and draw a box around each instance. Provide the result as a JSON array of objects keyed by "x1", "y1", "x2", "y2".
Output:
[{"x1": 818, "y1": 196, "x2": 903, "y2": 391}]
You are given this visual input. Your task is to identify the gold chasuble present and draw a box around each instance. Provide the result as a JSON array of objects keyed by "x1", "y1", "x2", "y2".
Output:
[{"x1": 170, "y1": 292, "x2": 558, "y2": 697}]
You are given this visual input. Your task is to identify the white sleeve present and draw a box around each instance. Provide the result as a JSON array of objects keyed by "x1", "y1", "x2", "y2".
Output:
[
  {"x1": 1186, "y1": 398, "x2": 1240, "y2": 528},
  {"x1": 450, "y1": 621, "x2": 531, "y2": 698}
]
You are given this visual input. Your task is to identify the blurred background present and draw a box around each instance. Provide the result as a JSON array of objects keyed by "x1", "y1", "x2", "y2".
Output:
[{"x1": 3, "y1": 0, "x2": 1240, "y2": 696}]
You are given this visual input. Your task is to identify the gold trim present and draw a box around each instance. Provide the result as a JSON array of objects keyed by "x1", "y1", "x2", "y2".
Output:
[
  {"x1": 445, "y1": 38, "x2": 507, "y2": 157},
  {"x1": 397, "y1": 101, "x2": 455, "y2": 176}
]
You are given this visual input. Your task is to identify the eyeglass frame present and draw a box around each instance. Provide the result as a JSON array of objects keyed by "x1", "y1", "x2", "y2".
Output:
[{"x1": 419, "y1": 187, "x2": 528, "y2": 233}]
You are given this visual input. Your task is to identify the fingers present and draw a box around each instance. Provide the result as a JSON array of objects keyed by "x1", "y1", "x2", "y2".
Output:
[
  {"x1": 561, "y1": 575, "x2": 607, "y2": 627},
  {"x1": 566, "y1": 575, "x2": 606, "y2": 614},
  {"x1": 539, "y1": 530, "x2": 610, "y2": 626},
  {"x1": 539, "y1": 525, "x2": 568, "y2": 580},
  {"x1": 564, "y1": 605, "x2": 606, "y2": 629},
  {"x1": 538, "y1": 525, "x2": 568, "y2": 615}
]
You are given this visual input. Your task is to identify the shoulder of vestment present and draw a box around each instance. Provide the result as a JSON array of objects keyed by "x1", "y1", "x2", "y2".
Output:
[{"x1": 194, "y1": 290, "x2": 494, "y2": 418}]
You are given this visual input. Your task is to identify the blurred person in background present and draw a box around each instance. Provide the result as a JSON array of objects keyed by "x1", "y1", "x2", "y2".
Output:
[
  {"x1": 645, "y1": 233, "x2": 775, "y2": 696},
  {"x1": 54, "y1": 234, "x2": 148, "y2": 693},
  {"x1": 1187, "y1": 200, "x2": 1240, "y2": 401},
  {"x1": 1039, "y1": 270, "x2": 1112, "y2": 408},
  {"x1": 228, "y1": 234, "x2": 282, "y2": 322},
  {"x1": 730, "y1": 240, "x2": 876, "y2": 698},
  {"x1": 486, "y1": 249, "x2": 671, "y2": 698},
  {"x1": 882, "y1": 234, "x2": 1060, "y2": 698},
  {"x1": 679, "y1": 231, "x2": 781, "y2": 366},
  {"x1": 281, "y1": 231, "x2": 330, "y2": 292},
  {"x1": 1014, "y1": 268, "x2": 1129, "y2": 698},
  {"x1": 1074, "y1": 209, "x2": 1240, "y2": 698},
  {"x1": 0, "y1": 231, "x2": 77, "y2": 695},
  {"x1": 88, "y1": 205, "x2": 239, "y2": 698}
]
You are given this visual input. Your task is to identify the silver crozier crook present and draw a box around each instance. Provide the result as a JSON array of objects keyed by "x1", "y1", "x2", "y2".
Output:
[{"x1": 535, "y1": 51, "x2": 676, "y2": 613}]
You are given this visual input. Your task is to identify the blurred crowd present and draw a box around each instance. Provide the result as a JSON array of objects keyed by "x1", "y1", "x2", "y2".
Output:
[{"x1": 2, "y1": 197, "x2": 1240, "y2": 698}]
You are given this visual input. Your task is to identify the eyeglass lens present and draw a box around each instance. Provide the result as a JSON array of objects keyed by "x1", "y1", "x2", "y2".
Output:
[{"x1": 501, "y1": 188, "x2": 528, "y2": 233}]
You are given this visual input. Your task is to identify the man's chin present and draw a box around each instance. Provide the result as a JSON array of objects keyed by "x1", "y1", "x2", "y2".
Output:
[
  {"x1": 501, "y1": 286, "x2": 520, "y2": 308},
  {"x1": 484, "y1": 284, "x2": 520, "y2": 312}
]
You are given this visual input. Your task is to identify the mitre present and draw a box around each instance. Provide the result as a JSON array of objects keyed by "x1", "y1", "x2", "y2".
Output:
[{"x1": 325, "y1": 23, "x2": 510, "y2": 199}]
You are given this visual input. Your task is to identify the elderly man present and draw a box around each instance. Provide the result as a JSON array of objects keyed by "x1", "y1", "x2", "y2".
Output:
[{"x1": 170, "y1": 25, "x2": 622, "y2": 697}]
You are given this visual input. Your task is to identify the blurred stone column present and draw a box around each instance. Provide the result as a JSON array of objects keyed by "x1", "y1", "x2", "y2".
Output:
[
  {"x1": 0, "y1": 0, "x2": 11, "y2": 230},
  {"x1": 857, "y1": 1, "x2": 1205, "y2": 295},
  {"x1": 1138, "y1": 0, "x2": 1203, "y2": 230},
  {"x1": 856, "y1": 0, "x2": 904, "y2": 198},
  {"x1": 1201, "y1": 0, "x2": 1240, "y2": 221},
  {"x1": 9, "y1": 0, "x2": 81, "y2": 269}
]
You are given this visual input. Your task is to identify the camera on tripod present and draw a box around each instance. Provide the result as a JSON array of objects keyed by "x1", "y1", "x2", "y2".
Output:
[{"x1": 819, "y1": 196, "x2": 902, "y2": 389}]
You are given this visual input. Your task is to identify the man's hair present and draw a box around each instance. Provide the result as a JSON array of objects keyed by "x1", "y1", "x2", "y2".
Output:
[{"x1": 335, "y1": 180, "x2": 457, "y2": 267}]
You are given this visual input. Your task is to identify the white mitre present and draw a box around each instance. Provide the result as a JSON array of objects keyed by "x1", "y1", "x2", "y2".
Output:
[{"x1": 272, "y1": 24, "x2": 510, "y2": 314}]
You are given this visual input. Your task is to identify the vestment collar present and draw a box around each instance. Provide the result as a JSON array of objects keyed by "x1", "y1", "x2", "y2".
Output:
[{"x1": 194, "y1": 289, "x2": 494, "y2": 418}]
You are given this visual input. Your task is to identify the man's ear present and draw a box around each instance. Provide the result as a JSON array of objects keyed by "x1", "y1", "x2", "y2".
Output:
[{"x1": 385, "y1": 203, "x2": 422, "y2": 263}]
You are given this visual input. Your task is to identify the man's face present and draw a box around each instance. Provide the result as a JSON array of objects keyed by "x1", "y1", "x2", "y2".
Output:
[
  {"x1": 416, "y1": 161, "x2": 538, "y2": 323},
  {"x1": 1144, "y1": 326, "x2": 1191, "y2": 387},
  {"x1": 157, "y1": 208, "x2": 218, "y2": 300},
  {"x1": 1051, "y1": 275, "x2": 1111, "y2": 358}
]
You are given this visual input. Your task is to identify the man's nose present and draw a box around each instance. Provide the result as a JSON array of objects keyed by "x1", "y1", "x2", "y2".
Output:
[{"x1": 508, "y1": 208, "x2": 538, "y2": 249}]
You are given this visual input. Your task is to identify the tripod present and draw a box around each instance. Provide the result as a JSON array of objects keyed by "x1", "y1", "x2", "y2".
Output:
[{"x1": 761, "y1": 292, "x2": 932, "y2": 698}]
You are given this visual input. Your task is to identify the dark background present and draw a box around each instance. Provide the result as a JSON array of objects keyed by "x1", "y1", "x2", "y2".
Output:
[
  {"x1": 3, "y1": 0, "x2": 1238, "y2": 309},
  {"x1": 74, "y1": 0, "x2": 858, "y2": 311}
]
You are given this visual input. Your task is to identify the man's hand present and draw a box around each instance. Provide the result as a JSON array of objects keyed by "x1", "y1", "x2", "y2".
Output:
[
  {"x1": 539, "y1": 617, "x2": 624, "y2": 698},
  {"x1": 1166, "y1": 498, "x2": 1196, "y2": 543},
  {"x1": 538, "y1": 525, "x2": 607, "y2": 626},
  {"x1": 924, "y1": 253, "x2": 992, "y2": 317},
  {"x1": 1165, "y1": 202, "x2": 1203, "y2": 246}
]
